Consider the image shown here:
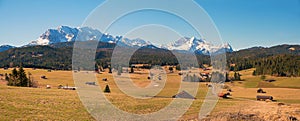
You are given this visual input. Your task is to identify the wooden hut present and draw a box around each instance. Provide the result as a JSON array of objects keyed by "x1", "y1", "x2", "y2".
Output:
[
  {"x1": 41, "y1": 76, "x2": 47, "y2": 79},
  {"x1": 85, "y1": 82, "x2": 96, "y2": 86},
  {"x1": 218, "y1": 92, "x2": 231, "y2": 98},
  {"x1": 172, "y1": 91, "x2": 196, "y2": 99},
  {"x1": 256, "y1": 95, "x2": 273, "y2": 101},
  {"x1": 257, "y1": 88, "x2": 266, "y2": 93},
  {"x1": 102, "y1": 78, "x2": 108, "y2": 81}
]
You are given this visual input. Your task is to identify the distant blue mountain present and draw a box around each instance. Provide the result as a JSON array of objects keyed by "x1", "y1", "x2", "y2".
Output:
[{"x1": 0, "y1": 45, "x2": 15, "y2": 52}]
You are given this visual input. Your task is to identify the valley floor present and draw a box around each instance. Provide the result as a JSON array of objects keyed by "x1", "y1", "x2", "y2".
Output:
[{"x1": 0, "y1": 68, "x2": 300, "y2": 120}]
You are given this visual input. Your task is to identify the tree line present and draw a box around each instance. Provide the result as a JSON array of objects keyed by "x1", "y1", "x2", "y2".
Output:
[
  {"x1": 0, "y1": 42, "x2": 299, "y2": 77},
  {"x1": 5, "y1": 66, "x2": 38, "y2": 87}
]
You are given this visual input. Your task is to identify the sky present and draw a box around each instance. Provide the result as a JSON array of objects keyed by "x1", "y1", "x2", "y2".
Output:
[{"x1": 0, "y1": 0, "x2": 299, "y2": 50}]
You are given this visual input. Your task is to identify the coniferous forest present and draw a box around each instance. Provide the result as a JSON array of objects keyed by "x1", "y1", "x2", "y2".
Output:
[{"x1": 0, "y1": 42, "x2": 299, "y2": 77}]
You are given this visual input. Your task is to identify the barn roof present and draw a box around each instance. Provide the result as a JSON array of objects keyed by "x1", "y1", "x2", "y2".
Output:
[{"x1": 173, "y1": 90, "x2": 196, "y2": 99}]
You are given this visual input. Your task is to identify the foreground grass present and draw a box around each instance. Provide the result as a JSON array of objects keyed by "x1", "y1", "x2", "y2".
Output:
[{"x1": 0, "y1": 84, "x2": 94, "y2": 120}]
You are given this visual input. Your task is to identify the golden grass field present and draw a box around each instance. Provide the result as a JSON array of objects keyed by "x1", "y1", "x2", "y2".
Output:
[{"x1": 1, "y1": 68, "x2": 300, "y2": 120}]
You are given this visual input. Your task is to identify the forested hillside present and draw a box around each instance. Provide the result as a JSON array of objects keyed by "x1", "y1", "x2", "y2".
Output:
[
  {"x1": 0, "y1": 42, "x2": 299, "y2": 77},
  {"x1": 228, "y1": 45, "x2": 300, "y2": 76}
]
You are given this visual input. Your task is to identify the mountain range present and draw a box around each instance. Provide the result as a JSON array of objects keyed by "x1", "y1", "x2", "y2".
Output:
[
  {"x1": 0, "y1": 45, "x2": 15, "y2": 52},
  {"x1": 15, "y1": 25, "x2": 232, "y2": 55}
]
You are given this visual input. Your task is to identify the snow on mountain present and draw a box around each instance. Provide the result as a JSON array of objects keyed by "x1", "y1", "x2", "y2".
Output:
[
  {"x1": 29, "y1": 26, "x2": 78, "y2": 45},
  {"x1": 0, "y1": 45, "x2": 15, "y2": 52},
  {"x1": 161, "y1": 37, "x2": 233, "y2": 55},
  {"x1": 161, "y1": 37, "x2": 210, "y2": 54},
  {"x1": 28, "y1": 26, "x2": 233, "y2": 54},
  {"x1": 29, "y1": 26, "x2": 150, "y2": 48},
  {"x1": 29, "y1": 26, "x2": 118, "y2": 45},
  {"x1": 118, "y1": 38, "x2": 151, "y2": 47}
]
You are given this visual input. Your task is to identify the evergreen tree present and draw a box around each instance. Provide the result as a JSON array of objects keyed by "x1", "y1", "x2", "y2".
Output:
[
  {"x1": 104, "y1": 85, "x2": 111, "y2": 93},
  {"x1": 130, "y1": 66, "x2": 134, "y2": 73},
  {"x1": 4, "y1": 73, "x2": 9, "y2": 82},
  {"x1": 6, "y1": 67, "x2": 35, "y2": 87},
  {"x1": 11, "y1": 68, "x2": 18, "y2": 86},
  {"x1": 176, "y1": 65, "x2": 181, "y2": 71},
  {"x1": 260, "y1": 75, "x2": 266, "y2": 81},
  {"x1": 225, "y1": 72, "x2": 231, "y2": 82},
  {"x1": 252, "y1": 70, "x2": 256, "y2": 76},
  {"x1": 234, "y1": 72, "x2": 241, "y2": 81},
  {"x1": 108, "y1": 66, "x2": 112, "y2": 73},
  {"x1": 18, "y1": 66, "x2": 28, "y2": 87},
  {"x1": 169, "y1": 66, "x2": 174, "y2": 73},
  {"x1": 5, "y1": 73, "x2": 12, "y2": 86}
]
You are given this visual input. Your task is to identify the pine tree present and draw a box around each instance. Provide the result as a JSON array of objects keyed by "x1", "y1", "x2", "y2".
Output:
[
  {"x1": 104, "y1": 85, "x2": 111, "y2": 93},
  {"x1": 11, "y1": 68, "x2": 18, "y2": 86},
  {"x1": 169, "y1": 66, "x2": 174, "y2": 73},
  {"x1": 108, "y1": 66, "x2": 112, "y2": 73},
  {"x1": 234, "y1": 72, "x2": 241, "y2": 81},
  {"x1": 252, "y1": 70, "x2": 256, "y2": 76},
  {"x1": 4, "y1": 73, "x2": 9, "y2": 81},
  {"x1": 260, "y1": 75, "x2": 266, "y2": 81},
  {"x1": 176, "y1": 65, "x2": 181, "y2": 71},
  {"x1": 225, "y1": 72, "x2": 231, "y2": 82},
  {"x1": 5, "y1": 73, "x2": 12, "y2": 86},
  {"x1": 130, "y1": 66, "x2": 134, "y2": 73},
  {"x1": 18, "y1": 66, "x2": 28, "y2": 87}
]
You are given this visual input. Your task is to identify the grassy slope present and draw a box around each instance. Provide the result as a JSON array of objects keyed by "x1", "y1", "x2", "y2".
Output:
[{"x1": 1, "y1": 68, "x2": 300, "y2": 120}]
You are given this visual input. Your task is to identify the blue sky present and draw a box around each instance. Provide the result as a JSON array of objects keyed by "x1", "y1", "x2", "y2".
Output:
[{"x1": 0, "y1": 0, "x2": 299, "y2": 50}]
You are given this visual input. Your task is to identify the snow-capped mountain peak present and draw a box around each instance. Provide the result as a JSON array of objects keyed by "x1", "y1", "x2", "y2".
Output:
[
  {"x1": 29, "y1": 26, "x2": 150, "y2": 48},
  {"x1": 28, "y1": 25, "x2": 233, "y2": 54},
  {"x1": 161, "y1": 36, "x2": 233, "y2": 55},
  {"x1": 161, "y1": 37, "x2": 211, "y2": 54},
  {"x1": 119, "y1": 38, "x2": 151, "y2": 47}
]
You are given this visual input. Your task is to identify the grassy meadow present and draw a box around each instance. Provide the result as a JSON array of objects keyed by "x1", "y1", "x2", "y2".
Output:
[{"x1": 1, "y1": 68, "x2": 300, "y2": 120}]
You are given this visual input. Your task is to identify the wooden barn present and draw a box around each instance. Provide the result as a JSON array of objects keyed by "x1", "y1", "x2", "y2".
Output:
[
  {"x1": 264, "y1": 79, "x2": 276, "y2": 82},
  {"x1": 256, "y1": 95, "x2": 273, "y2": 101},
  {"x1": 58, "y1": 85, "x2": 77, "y2": 90},
  {"x1": 85, "y1": 82, "x2": 96, "y2": 86},
  {"x1": 41, "y1": 76, "x2": 47, "y2": 79},
  {"x1": 102, "y1": 78, "x2": 108, "y2": 81},
  {"x1": 257, "y1": 88, "x2": 266, "y2": 93}
]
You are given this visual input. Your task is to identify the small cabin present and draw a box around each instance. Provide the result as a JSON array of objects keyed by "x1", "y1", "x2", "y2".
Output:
[
  {"x1": 256, "y1": 95, "x2": 273, "y2": 101},
  {"x1": 257, "y1": 88, "x2": 266, "y2": 93},
  {"x1": 218, "y1": 92, "x2": 231, "y2": 98},
  {"x1": 85, "y1": 82, "x2": 96, "y2": 85},
  {"x1": 172, "y1": 90, "x2": 196, "y2": 99},
  {"x1": 62, "y1": 86, "x2": 76, "y2": 90},
  {"x1": 41, "y1": 76, "x2": 47, "y2": 79},
  {"x1": 102, "y1": 78, "x2": 107, "y2": 81},
  {"x1": 206, "y1": 84, "x2": 212, "y2": 87},
  {"x1": 58, "y1": 85, "x2": 76, "y2": 90},
  {"x1": 265, "y1": 79, "x2": 276, "y2": 82}
]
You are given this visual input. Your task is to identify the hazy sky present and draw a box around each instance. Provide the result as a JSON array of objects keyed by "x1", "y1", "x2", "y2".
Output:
[{"x1": 0, "y1": 0, "x2": 299, "y2": 50}]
